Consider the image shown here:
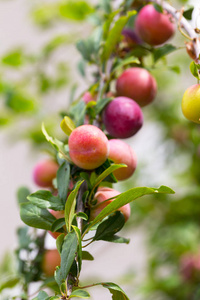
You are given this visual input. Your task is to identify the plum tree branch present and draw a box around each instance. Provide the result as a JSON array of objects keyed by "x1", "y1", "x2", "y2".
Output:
[{"x1": 145, "y1": 0, "x2": 200, "y2": 62}]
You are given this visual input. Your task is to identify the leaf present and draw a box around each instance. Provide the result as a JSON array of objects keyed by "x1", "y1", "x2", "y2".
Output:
[
  {"x1": 43, "y1": 35, "x2": 71, "y2": 56},
  {"x1": 153, "y1": 3, "x2": 163, "y2": 13},
  {"x1": 20, "y1": 203, "x2": 56, "y2": 230},
  {"x1": 57, "y1": 161, "x2": 70, "y2": 204},
  {"x1": 153, "y1": 44, "x2": 178, "y2": 63},
  {"x1": 113, "y1": 56, "x2": 140, "y2": 72},
  {"x1": 0, "y1": 276, "x2": 20, "y2": 292},
  {"x1": 6, "y1": 90, "x2": 36, "y2": 113},
  {"x1": 102, "y1": 235, "x2": 130, "y2": 244},
  {"x1": 76, "y1": 212, "x2": 88, "y2": 221},
  {"x1": 17, "y1": 187, "x2": 30, "y2": 205},
  {"x1": 93, "y1": 211, "x2": 125, "y2": 241},
  {"x1": 51, "y1": 218, "x2": 65, "y2": 232},
  {"x1": 32, "y1": 291, "x2": 50, "y2": 300},
  {"x1": 82, "y1": 251, "x2": 94, "y2": 261},
  {"x1": 69, "y1": 289, "x2": 90, "y2": 298},
  {"x1": 27, "y1": 190, "x2": 64, "y2": 211},
  {"x1": 190, "y1": 61, "x2": 200, "y2": 79},
  {"x1": 101, "y1": 10, "x2": 136, "y2": 61},
  {"x1": 59, "y1": 1, "x2": 94, "y2": 21},
  {"x1": 60, "y1": 116, "x2": 76, "y2": 136},
  {"x1": 56, "y1": 233, "x2": 65, "y2": 254},
  {"x1": 183, "y1": 6, "x2": 194, "y2": 20},
  {"x1": 65, "y1": 181, "x2": 84, "y2": 232},
  {"x1": 55, "y1": 231, "x2": 78, "y2": 286},
  {"x1": 93, "y1": 164, "x2": 126, "y2": 188},
  {"x1": 87, "y1": 186, "x2": 174, "y2": 233},
  {"x1": 95, "y1": 282, "x2": 129, "y2": 300},
  {"x1": 69, "y1": 101, "x2": 86, "y2": 126},
  {"x1": 95, "y1": 97, "x2": 113, "y2": 114},
  {"x1": 72, "y1": 226, "x2": 82, "y2": 273},
  {"x1": 2, "y1": 49, "x2": 24, "y2": 67}
]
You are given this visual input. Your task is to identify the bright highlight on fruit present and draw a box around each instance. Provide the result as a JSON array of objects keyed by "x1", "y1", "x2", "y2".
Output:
[{"x1": 182, "y1": 84, "x2": 200, "y2": 124}]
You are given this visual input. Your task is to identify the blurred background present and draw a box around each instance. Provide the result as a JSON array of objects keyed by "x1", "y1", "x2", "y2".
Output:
[{"x1": 1, "y1": 0, "x2": 200, "y2": 299}]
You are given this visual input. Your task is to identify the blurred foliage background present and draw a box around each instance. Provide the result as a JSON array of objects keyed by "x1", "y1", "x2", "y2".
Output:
[{"x1": 1, "y1": 0, "x2": 200, "y2": 299}]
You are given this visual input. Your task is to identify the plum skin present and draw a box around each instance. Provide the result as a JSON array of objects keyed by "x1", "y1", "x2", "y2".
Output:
[
  {"x1": 68, "y1": 125, "x2": 109, "y2": 170},
  {"x1": 135, "y1": 4, "x2": 175, "y2": 46},
  {"x1": 42, "y1": 249, "x2": 61, "y2": 277},
  {"x1": 102, "y1": 97, "x2": 143, "y2": 139},
  {"x1": 90, "y1": 187, "x2": 131, "y2": 222},
  {"x1": 33, "y1": 160, "x2": 59, "y2": 188},
  {"x1": 116, "y1": 67, "x2": 157, "y2": 107},
  {"x1": 108, "y1": 139, "x2": 137, "y2": 180},
  {"x1": 182, "y1": 84, "x2": 200, "y2": 124}
]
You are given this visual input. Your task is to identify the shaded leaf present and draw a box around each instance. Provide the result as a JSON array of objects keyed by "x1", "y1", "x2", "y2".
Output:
[
  {"x1": 57, "y1": 161, "x2": 70, "y2": 204},
  {"x1": 27, "y1": 190, "x2": 64, "y2": 211},
  {"x1": 153, "y1": 44, "x2": 178, "y2": 62}
]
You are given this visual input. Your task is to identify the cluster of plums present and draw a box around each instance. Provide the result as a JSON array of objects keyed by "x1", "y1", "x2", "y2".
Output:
[{"x1": 32, "y1": 4, "x2": 177, "y2": 277}]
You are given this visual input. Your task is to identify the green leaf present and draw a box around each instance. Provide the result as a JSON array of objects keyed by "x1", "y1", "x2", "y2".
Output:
[
  {"x1": 6, "y1": 90, "x2": 36, "y2": 113},
  {"x1": 72, "y1": 226, "x2": 82, "y2": 273},
  {"x1": 93, "y1": 211, "x2": 125, "y2": 241},
  {"x1": 60, "y1": 116, "x2": 76, "y2": 136},
  {"x1": 55, "y1": 231, "x2": 78, "y2": 286},
  {"x1": 27, "y1": 190, "x2": 64, "y2": 211},
  {"x1": 95, "y1": 97, "x2": 113, "y2": 114},
  {"x1": 102, "y1": 235, "x2": 130, "y2": 244},
  {"x1": 43, "y1": 35, "x2": 71, "y2": 56},
  {"x1": 59, "y1": 1, "x2": 94, "y2": 21},
  {"x1": 69, "y1": 289, "x2": 90, "y2": 298},
  {"x1": 183, "y1": 6, "x2": 194, "y2": 20},
  {"x1": 82, "y1": 251, "x2": 94, "y2": 261},
  {"x1": 190, "y1": 61, "x2": 200, "y2": 79},
  {"x1": 113, "y1": 56, "x2": 140, "y2": 72},
  {"x1": 101, "y1": 10, "x2": 136, "y2": 61},
  {"x1": 87, "y1": 186, "x2": 174, "y2": 232},
  {"x1": 153, "y1": 44, "x2": 178, "y2": 63},
  {"x1": 20, "y1": 203, "x2": 56, "y2": 230},
  {"x1": 0, "y1": 276, "x2": 20, "y2": 293},
  {"x1": 51, "y1": 218, "x2": 65, "y2": 232},
  {"x1": 17, "y1": 187, "x2": 30, "y2": 205},
  {"x1": 93, "y1": 164, "x2": 126, "y2": 188},
  {"x1": 65, "y1": 181, "x2": 84, "y2": 232},
  {"x1": 32, "y1": 291, "x2": 49, "y2": 300},
  {"x1": 76, "y1": 212, "x2": 88, "y2": 221},
  {"x1": 101, "y1": 282, "x2": 129, "y2": 300},
  {"x1": 56, "y1": 233, "x2": 65, "y2": 254},
  {"x1": 69, "y1": 101, "x2": 86, "y2": 126},
  {"x1": 153, "y1": 3, "x2": 163, "y2": 13},
  {"x1": 2, "y1": 49, "x2": 24, "y2": 67},
  {"x1": 57, "y1": 161, "x2": 70, "y2": 204}
]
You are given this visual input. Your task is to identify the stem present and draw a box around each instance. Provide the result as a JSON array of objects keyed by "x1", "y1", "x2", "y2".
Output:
[{"x1": 148, "y1": 0, "x2": 200, "y2": 62}]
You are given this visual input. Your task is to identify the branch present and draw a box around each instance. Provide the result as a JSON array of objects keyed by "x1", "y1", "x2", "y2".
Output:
[{"x1": 145, "y1": 0, "x2": 200, "y2": 63}]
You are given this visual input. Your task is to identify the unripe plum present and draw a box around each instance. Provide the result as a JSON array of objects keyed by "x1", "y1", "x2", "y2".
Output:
[
  {"x1": 135, "y1": 4, "x2": 175, "y2": 46},
  {"x1": 68, "y1": 125, "x2": 109, "y2": 170},
  {"x1": 42, "y1": 249, "x2": 61, "y2": 277},
  {"x1": 48, "y1": 209, "x2": 65, "y2": 239},
  {"x1": 108, "y1": 139, "x2": 137, "y2": 180},
  {"x1": 90, "y1": 187, "x2": 131, "y2": 222},
  {"x1": 116, "y1": 67, "x2": 157, "y2": 107},
  {"x1": 102, "y1": 97, "x2": 143, "y2": 138},
  {"x1": 33, "y1": 160, "x2": 59, "y2": 188},
  {"x1": 181, "y1": 84, "x2": 200, "y2": 124}
]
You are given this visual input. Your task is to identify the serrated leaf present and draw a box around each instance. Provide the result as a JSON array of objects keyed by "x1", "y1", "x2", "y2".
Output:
[
  {"x1": 93, "y1": 211, "x2": 125, "y2": 241},
  {"x1": 27, "y1": 190, "x2": 64, "y2": 211},
  {"x1": 60, "y1": 116, "x2": 76, "y2": 136},
  {"x1": 65, "y1": 181, "x2": 84, "y2": 232},
  {"x1": 86, "y1": 186, "x2": 174, "y2": 234},
  {"x1": 101, "y1": 10, "x2": 136, "y2": 61},
  {"x1": 57, "y1": 161, "x2": 70, "y2": 204},
  {"x1": 69, "y1": 289, "x2": 90, "y2": 298},
  {"x1": 82, "y1": 251, "x2": 94, "y2": 261},
  {"x1": 20, "y1": 203, "x2": 56, "y2": 230},
  {"x1": 153, "y1": 44, "x2": 178, "y2": 63},
  {"x1": 55, "y1": 231, "x2": 78, "y2": 285}
]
